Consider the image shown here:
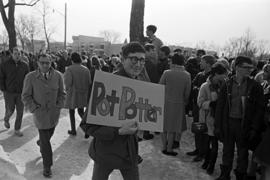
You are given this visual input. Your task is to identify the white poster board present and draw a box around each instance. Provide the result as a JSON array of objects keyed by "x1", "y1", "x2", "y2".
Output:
[{"x1": 86, "y1": 70, "x2": 164, "y2": 132}]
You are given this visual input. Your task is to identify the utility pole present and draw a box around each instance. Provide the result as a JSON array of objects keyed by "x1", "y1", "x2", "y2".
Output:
[{"x1": 64, "y1": 3, "x2": 67, "y2": 50}]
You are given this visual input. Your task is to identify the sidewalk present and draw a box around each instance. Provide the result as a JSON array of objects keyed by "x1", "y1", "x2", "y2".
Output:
[{"x1": 0, "y1": 104, "x2": 220, "y2": 180}]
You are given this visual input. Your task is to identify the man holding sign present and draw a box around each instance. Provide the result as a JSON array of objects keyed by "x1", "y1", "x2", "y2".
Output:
[{"x1": 86, "y1": 42, "x2": 151, "y2": 180}]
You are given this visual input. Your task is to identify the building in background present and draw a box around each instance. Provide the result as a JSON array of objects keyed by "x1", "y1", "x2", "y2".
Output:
[{"x1": 72, "y1": 35, "x2": 123, "y2": 56}]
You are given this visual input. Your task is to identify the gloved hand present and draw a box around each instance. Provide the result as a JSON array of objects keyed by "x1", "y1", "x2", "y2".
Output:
[
  {"x1": 118, "y1": 121, "x2": 138, "y2": 135},
  {"x1": 214, "y1": 128, "x2": 224, "y2": 142}
]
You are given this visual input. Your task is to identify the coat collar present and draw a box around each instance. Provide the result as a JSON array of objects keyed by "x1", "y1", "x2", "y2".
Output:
[{"x1": 35, "y1": 67, "x2": 55, "y2": 80}]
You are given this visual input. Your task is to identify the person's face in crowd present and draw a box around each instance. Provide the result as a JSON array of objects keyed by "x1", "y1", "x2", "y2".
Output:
[
  {"x1": 212, "y1": 73, "x2": 227, "y2": 85},
  {"x1": 12, "y1": 49, "x2": 21, "y2": 62},
  {"x1": 123, "y1": 52, "x2": 145, "y2": 77},
  {"x1": 38, "y1": 56, "x2": 51, "y2": 73},
  {"x1": 235, "y1": 62, "x2": 254, "y2": 78},
  {"x1": 159, "y1": 51, "x2": 167, "y2": 59},
  {"x1": 176, "y1": 51, "x2": 182, "y2": 56},
  {"x1": 263, "y1": 66, "x2": 270, "y2": 81},
  {"x1": 200, "y1": 59, "x2": 207, "y2": 70},
  {"x1": 197, "y1": 52, "x2": 204, "y2": 58},
  {"x1": 146, "y1": 29, "x2": 153, "y2": 37},
  {"x1": 63, "y1": 51, "x2": 68, "y2": 60},
  {"x1": 145, "y1": 48, "x2": 157, "y2": 60}
]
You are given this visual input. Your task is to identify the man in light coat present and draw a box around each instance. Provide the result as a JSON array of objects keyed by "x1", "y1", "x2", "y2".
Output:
[{"x1": 22, "y1": 54, "x2": 66, "y2": 178}]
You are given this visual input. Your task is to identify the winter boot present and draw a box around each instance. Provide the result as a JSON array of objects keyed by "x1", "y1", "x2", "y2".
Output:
[
  {"x1": 234, "y1": 169, "x2": 247, "y2": 180},
  {"x1": 207, "y1": 149, "x2": 218, "y2": 175},
  {"x1": 215, "y1": 165, "x2": 231, "y2": 180},
  {"x1": 68, "y1": 110, "x2": 77, "y2": 136}
]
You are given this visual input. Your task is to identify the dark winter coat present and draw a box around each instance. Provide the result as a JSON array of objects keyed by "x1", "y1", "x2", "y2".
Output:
[
  {"x1": 86, "y1": 67, "x2": 138, "y2": 169},
  {"x1": 0, "y1": 58, "x2": 29, "y2": 93},
  {"x1": 215, "y1": 76, "x2": 265, "y2": 150}
]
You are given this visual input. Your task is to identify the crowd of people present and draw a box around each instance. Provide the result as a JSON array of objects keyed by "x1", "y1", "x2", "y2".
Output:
[{"x1": 0, "y1": 24, "x2": 270, "y2": 180}]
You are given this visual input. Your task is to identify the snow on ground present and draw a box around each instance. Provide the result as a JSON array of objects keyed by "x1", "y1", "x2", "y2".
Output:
[{"x1": 0, "y1": 97, "x2": 227, "y2": 180}]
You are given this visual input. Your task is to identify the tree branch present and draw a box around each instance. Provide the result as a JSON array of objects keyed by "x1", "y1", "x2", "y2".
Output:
[
  {"x1": 4, "y1": 0, "x2": 41, "y2": 8},
  {"x1": 0, "y1": 1, "x2": 8, "y2": 24}
]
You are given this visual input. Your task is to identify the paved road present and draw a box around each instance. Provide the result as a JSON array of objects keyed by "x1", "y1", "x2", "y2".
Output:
[{"x1": 0, "y1": 97, "x2": 220, "y2": 180}]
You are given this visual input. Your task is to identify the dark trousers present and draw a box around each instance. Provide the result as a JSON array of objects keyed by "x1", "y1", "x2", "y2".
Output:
[
  {"x1": 204, "y1": 135, "x2": 218, "y2": 165},
  {"x1": 92, "y1": 163, "x2": 139, "y2": 180},
  {"x1": 38, "y1": 127, "x2": 55, "y2": 168},
  {"x1": 197, "y1": 133, "x2": 209, "y2": 157},
  {"x1": 69, "y1": 108, "x2": 84, "y2": 131},
  {"x1": 3, "y1": 92, "x2": 24, "y2": 130},
  {"x1": 192, "y1": 103, "x2": 201, "y2": 152},
  {"x1": 222, "y1": 118, "x2": 249, "y2": 173}
]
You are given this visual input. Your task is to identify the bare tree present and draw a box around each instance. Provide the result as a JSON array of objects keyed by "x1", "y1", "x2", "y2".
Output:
[
  {"x1": 129, "y1": 0, "x2": 145, "y2": 43},
  {"x1": 0, "y1": 29, "x2": 8, "y2": 50},
  {"x1": 15, "y1": 14, "x2": 29, "y2": 50},
  {"x1": 15, "y1": 14, "x2": 41, "y2": 51},
  {"x1": 256, "y1": 40, "x2": 270, "y2": 60},
  {"x1": 99, "y1": 30, "x2": 121, "y2": 44},
  {"x1": 0, "y1": 0, "x2": 40, "y2": 50},
  {"x1": 36, "y1": 0, "x2": 55, "y2": 51},
  {"x1": 27, "y1": 15, "x2": 41, "y2": 52},
  {"x1": 223, "y1": 29, "x2": 258, "y2": 58}
]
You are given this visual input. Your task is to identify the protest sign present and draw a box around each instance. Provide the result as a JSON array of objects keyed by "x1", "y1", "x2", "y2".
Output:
[{"x1": 86, "y1": 70, "x2": 164, "y2": 132}]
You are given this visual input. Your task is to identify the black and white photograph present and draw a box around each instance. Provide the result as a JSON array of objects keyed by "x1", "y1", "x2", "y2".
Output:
[{"x1": 0, "y1": 0, "x2": 270, "y2": 179}]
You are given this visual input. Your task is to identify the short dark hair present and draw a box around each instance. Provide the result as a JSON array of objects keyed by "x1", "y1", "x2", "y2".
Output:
[
  {"x1": 146, "y1": 25, "x2": 157, "y2": 34},
  {"x1": 196, "y1": 49, "x2": 206, "y2": 57},
  {"x1": 202, "y1": 55, "x2": 216, "y2": 66},
  {"x1": 144, "y1": 43, "x2": 155, "y2": 52},
  {"x1": 160, "y1": 46, "x2": 171, "y2": 56},
  {"x1": 38, "y1": 53, "x2": 51, "y2": 61},
  {"x1": 171, "y1": 54, "x2": 185, "y2": 66},
  {"x1": 210, "y1": 62, "x2": 227, "y2": 75},
  {"x1": 234, "y1": 56, "x2": 253, "y2": 67},
  {"x1": 122, "y1": 42, "x2": 145, "y2": 58},
  {"x1": 71, "y1": 52, "x2": 82, "y2": 63},
  {"x1": 174, "y1": 48, "x2": 182, "y2": 53}
]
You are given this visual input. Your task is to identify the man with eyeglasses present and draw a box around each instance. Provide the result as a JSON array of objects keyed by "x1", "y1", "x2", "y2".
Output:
[
  {"x1": 22, "y1": 54, "x2": 66, "y2": 178},
  {"x1": 85, "y1": 42, "x2": 147, "y2": 180},
  {"x1": 215, "y1": 56, "x2": 265, "y2": 180},
  {"x1": 0, "y1": 47, "x2": 29, "y2": 137}
]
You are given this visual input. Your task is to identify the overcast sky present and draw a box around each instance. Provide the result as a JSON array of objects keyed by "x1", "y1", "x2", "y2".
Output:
[{"x1": 1, "y1": 0, "x2": 270, "y2": 48}]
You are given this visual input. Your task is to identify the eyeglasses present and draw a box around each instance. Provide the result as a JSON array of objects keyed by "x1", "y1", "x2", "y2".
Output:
[
  {"x1": 127, "y1": 56, "x2": 145, "y2": 65},
  {"x1": 39, "y1": 61, "x2": 51, "y2": 65}
]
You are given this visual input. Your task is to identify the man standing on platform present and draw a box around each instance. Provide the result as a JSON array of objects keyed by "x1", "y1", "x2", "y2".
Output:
[
  {"x1": 146, "y1": 25, "x2": 163, "y2": 64},
  {"x1": 22, "y1": 54, "x2": 66, "y2": 178}
]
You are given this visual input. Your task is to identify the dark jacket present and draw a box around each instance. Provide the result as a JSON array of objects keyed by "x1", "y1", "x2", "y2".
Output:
[
  {"x1": 86, "y1": 67, "x2": 138, "y2": 169},
  {"x1": 185, "y1": 57, "x2": 201, "y2": 81},
  {"x1": 0, "y1": 58, "x2": 29, "y2": 93},
  {"x1": 157, "y1": 58, "x2": 169, "y2": 81},
  {"x1": 56, "y1": 57, "x2": 71, "y2": 73},
  {"x1": 145, "y1": 60, "x2": 159, "y2": 83},
  {"x1": 192, "y1": 71, "x2": 211, "y2": 122},
  {"x1": 215, "y1": 76, "x2": 265, "y2": 150}
]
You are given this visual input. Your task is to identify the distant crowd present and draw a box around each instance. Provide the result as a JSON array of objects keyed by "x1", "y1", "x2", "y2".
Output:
[{"x1": 0, "y1": 24, "x2": 270, "y2": 180}]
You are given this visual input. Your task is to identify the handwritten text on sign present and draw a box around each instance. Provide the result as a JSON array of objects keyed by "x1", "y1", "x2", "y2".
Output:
[{"x1": 87, "y1": 71, "x2": 164, "y2": 132}]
